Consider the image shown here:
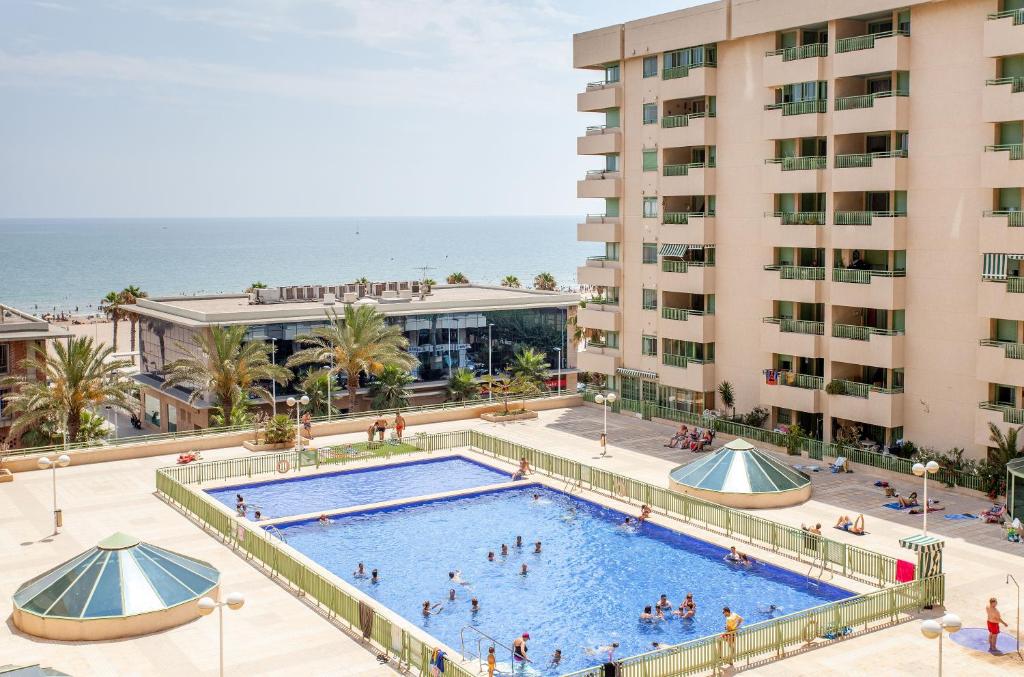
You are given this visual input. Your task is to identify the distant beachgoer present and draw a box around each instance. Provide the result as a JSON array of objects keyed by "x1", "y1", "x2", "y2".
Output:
[
  {"x1": 318, "y1": 513, "x2": 329, "y2": 525},
  {"x1": 253, "y1": 510, "x2": 262, "y2": 520},
  {"x1": 550, "y1": 649, "x2": 562, "y2": 666},
  {"x1": 622, "y1": 517, "x2": 632, "y2": 526},
  {"x1": 802, "y1": 523, "x2": 822, "y2": 535},
  {"x1": 512, "y1": 457, "x2": 532, "y2": 481},
  {"x1": 367, "y1": 424, "x2": 376, "y2": 442},
  {"x1": 897, "y1": 492, "x2": 919, "y2": 508},
  {"x1": 722, "y1": 607, "x2": 743, "y2": 658},
  {"x1": 534, "y1": 541, "x2": 542, "y2": 554},
  {"x1": 640, "y1": 605, "x2": 654, "y2": 622},
  {"x1": 725, "y1": 546, "x2": 742, "y2": 563},
  {"x1": 371, "y1": 569, "x2": 380, "y2": 584},
  {"x1": 586, "y1": 643, "x2": 619, "y2": 661},
  {"x1": 516, "y1": 535, "x2": 523, "y2": 548},
  {"x1": 471, "y1": 597, "x2": 480, "y2": 613},
  {"x1": 236, "y1": 494, "x2": 244, "y2": 508},
  {"x1": 374, "y1": 417, "x2": 388, "y2": 441},
  {"x1": 835, "y1": 514, "x2": 865, "y2": 535},
  {"x1": 302, "y1": 412, "x2": 312, "y2": 437},
  {"x1": 638, "y1": 505, "x2": 652, "y2": 522},
  {"x1": 353, "y1": 562, "x2": 366, "y2": 578},
  {"x1": 533, "y1": 493, "x2": 541, "y2": 501},
  {"x1": 422, "y1": 601, "x2": 431, "y2": 616},
  {"x1": 675, "y1": 593, "x2": 696, "y2": 618},
  {"x1": 657, "y1": 594, "x2": 672, "y2": 610},
  {"x1": 448, "y1": 588, "x2": 456, "y2": 601},
  {"x1": 394, "y1": 413, "x2": 406, "y2": 442},
  {"x1": 655, "y1": 606, "x2": 666, "y2": 621}
]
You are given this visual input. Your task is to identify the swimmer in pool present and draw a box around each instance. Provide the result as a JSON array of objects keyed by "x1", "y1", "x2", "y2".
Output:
[
  {"x1": 759, "y1": 604, "x2": 782, "y2": 616},
  {"x1": 550, "y1": 649, "x2": 562, "y2": 666},
  {"x1": 622, "y1": 517, "x2": 632, "y2": 526},
  {"x1": 534, "y1": 541, "x2": 542, "y2": 554},
  {"x1": 674, "y1": 593, "x2": 696, "y2": 619},
  {"x1": 585, "y1": 643, "x2": 620, "y2": 661},
  {"x1": 471, "y1": 598, "x2": 480, "y2": 613},
  {"x1": 657, "y1": 594, "x2": 672, "y2": 610},
  {"x1": 640, "y1": 605, "x2": 655, "y2": 622},
  {"x1": 520, "y1": 563, "x2": 528, "y2": 576},
  {"x1": 371, "y1": 569, "x2": 380, "y2": 584},
  {"x1": 487, "y1": 551, "x2": 495, "y2": 562},
  {"x1": 533, "y1": 493, "x2": 541, "y2": 502},
  {"x1": 501, "y1": 544, "x2": 509, "y2": 557},
  {"x1": 655, "y1": 606, "x2": 666, "y2": 621},
  {"x1": 725, "y1": 546, "x2": 743, "y2": 563},
  {"x1": 449, "y1": 570, "x2": 469, "y2": 586},
  {"x1": 253, "y1": 510, "x2": 262, "y2": 520},
  {"x1": 448, "y1": 588, "x2": 456, "y2": 601},
  {"x1": 515, "y1": 535, "x2": 523, "y2": 548},
  {"x1": 422, "y1": 600, "x2": 443, "y2": 616},
  {"x1": 318, "y1": 513, "x2": 329, "y2": 525},
  {"x1": 353, "y1": 562, "x2": 366, "y2": 578}
]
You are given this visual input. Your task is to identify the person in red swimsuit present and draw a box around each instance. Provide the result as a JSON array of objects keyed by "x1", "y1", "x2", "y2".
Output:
[{"x1": 987, "y1": 597, "x2": 1008, "y2": 651}]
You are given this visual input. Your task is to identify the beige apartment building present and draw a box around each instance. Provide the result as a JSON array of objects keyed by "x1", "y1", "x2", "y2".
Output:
[{"x1": 574, "y1": 0, "x2": 1024, "y2": 458}]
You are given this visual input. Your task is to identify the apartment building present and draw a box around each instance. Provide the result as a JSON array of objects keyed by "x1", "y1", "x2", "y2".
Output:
[{"x1": 574, "y1": 0, "x2": 1024, "y2": 458}]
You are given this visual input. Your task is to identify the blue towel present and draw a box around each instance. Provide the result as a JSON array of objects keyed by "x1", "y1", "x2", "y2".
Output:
[
  {"x1": 883, "y1": 502, "x2": 907, "y2": 510},
  {"x1": 943, "y1": 513, "x2": 979, "y2": 520}
]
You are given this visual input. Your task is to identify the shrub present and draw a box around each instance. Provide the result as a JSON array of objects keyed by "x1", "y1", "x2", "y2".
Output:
[
  {"x1": 264, "y1": 414, "x2": 295, "y2": 444},
  {"x1": 740, "y1": 406, "x2": 770, "y2": 428},
  {"x1": 784, "y1": 424, "x2": 806, "y2": 456}
]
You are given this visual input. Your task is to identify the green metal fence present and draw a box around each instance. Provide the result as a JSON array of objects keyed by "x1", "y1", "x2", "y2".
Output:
[
  {"x1": 832, "y1": 268, "x2": 905, "y2": 283},
  {"x1": 764, "y1": 156, "x2": 827, "y2": 171},
  {"x1": 988, "y1": 8, "x2": 1024, "y2": 25},
  {"x1": 984, "y1": 143, "x2": 1023, "y2": 161},
  {"x1": 835, "y1": 150, "x2": 908, "y2": 168},
  {"x1": 765, "y1": 42, "x2": 828, "y2": 61},
  {"x1": 983, "y1": 209, "x2": 1024, "y2": 227},
  {"x1": 979, "y1": 338, "x2": 1024, "y2": 360},
  {"x1": 767, "y1": 211, "x2": 825, "y2": 226},
  {"x1": 835, "y1": 29, "x2": 909, "y2": 53},
  {"x1": 764, "y1": 100, "x2": 827, "y2": 116}
]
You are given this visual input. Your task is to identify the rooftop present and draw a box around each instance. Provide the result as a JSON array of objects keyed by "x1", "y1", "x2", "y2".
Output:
[{"x1": 0, "y1": 304, "x2": 73, "y2": 341}]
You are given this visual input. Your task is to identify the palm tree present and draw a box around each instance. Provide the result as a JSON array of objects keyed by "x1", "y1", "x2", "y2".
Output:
[
  {"x1": 0, "y1": 337, "x2": 134, "y2": 443},
  {"x1": 100, "y1": 291, "x2": 124, "y2": 352},
  {"x1": 120, "y1": 285, "x2": 148, "y2": 353},
  {"x1": 533, "y1": 272, "x2": 557, "y2": 291},
  {"x1": 481, "y1": 373, "x2": 537, "y2": 415},
  {"x1": 209, "y1": 392, "x2": 253, "y2": 427},
  {"x1": 287, "y1": 306, "x2": 417, "y2": 412},
  {"x1": 446, "y1": 368, "x2": 480, "y2": 402},
  {"x1": 717, "y1": 381, "x2": 736, "y2": 418},
  {"x1": 162, "y1": 325, "x2": 292, "y2": 423},
  {"x1": 447, "y1": 272, "x2": 469, "y2": 284},
  {"x1": 246, "y1": 281, "x2": 268, "y2": 292},
  {"x1": 568, "y1": 306, "x2": 585, "y2": 346},
  {"x1": 422, "y1": 278, "x2": 437, "y2": 288},
  {"x1": 368, "y1": 366, "x2": 413, "y2": 410},
  {"x1": 299, "y1": 371, "x2": 337, "y2": 417},
  {"x1": 508, "y1": 347, "x2": 550, "y2": 389},
  {"x1": 501, "y1": 275, "x2": 521, "y2": 288},
  {"x1": 354, "y1": 277, "x2": 370, "y2": 284}
]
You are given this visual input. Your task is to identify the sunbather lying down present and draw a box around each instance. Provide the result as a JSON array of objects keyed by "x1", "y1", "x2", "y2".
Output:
[
  {"x1": 835, "y1": 514, "x2": 865, "y2": 535},
  {"x1": 908, "y1": 506, "x2": 944, "y2": 514},
  {"x1": 897, "y1": 492, "x2": 919, "y2": 508}
]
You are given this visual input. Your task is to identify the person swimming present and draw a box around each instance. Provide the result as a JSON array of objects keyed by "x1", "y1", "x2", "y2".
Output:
[
  {"x1": 422, "y1": 600, "x2": 444, "y2": 616},
  {"x1": 371, "y1": 569, "x2": 380, "y2": 584},
  {"x1": 253, "y1": 510, "x2": 262, "y2": 520},
  {"x1": 657, "y1": 594, "x2": 672, "y2": 610},
  {"x1": 449, "y1": 570, "x2": 469, "y2": 586},
  {"x1": 318, "y1": 513, "x2": 329, "y2": 525},
  {"x1": 515, "y1": 535, "x2": 523, "y2": 548},
  {"x1": 532, "y1": 493, "x2": 541, "y2": 502},
  {"x1": 534, "y1": 541, "x2": 542, "y2": 554},
  {"x1": 675, "y1": 593, "x2": 697, "y2": 618},
  {"x1": 520, "y1": 563, "x2": 528, "y2": 576},
  {"x1": 585, "y1": 643, "x2": 620, "y2": 661},
  {"x1": 759, "y1": 604, "x2": 782, "y2": 616},
  {"x1": 640, "y1": 605, "x2": 655, "y2": 622},
  {"x1": 471, "y1": 598, "x2": 480, "y2": 613},
  {"x1": 638, "y1": 504, "x2": 652, "y2": 522},
  {"x1": 500, "y1": 544, "x2": 509, "y2": 557},
  {"x1": 654, "y1": 606, "x2": 666, "y2": 621},
  {"x1": 353, "y1": 562, "x2": 366, "y2": 578},
  {"x1": 487, "y1": 551, "x2": 495, "y2": 562},
  {"x1": 448, "y1": 588, "x2": 456, "y2": 601},
  {"x1": 725, "y1": 546, "x2": 745, "y2": 563},
  {"x1": 550, "y1": 649, "x2": 562, "y2": 666}
]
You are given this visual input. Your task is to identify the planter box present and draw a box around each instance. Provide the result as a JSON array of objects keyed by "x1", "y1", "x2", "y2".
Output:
[
  {"x1": 0, "y1": 468, "x2": 13, "y2": 483},
  {"x1": 480, "y1": 411, "x2": 539, "y2": 423},
  {"x1": 242, "y1": 437, "x2": 311, "y2": 452}
]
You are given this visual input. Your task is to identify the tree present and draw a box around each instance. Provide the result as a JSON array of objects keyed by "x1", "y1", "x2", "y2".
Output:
[
  {"x1": 368, "y1": 365, "x2": 413, "y2": 410},
  {"x1": 481, "y1": 373, "x2": 538, "y2": 415},
  {"x1": 501, "y1": 275, "x2": 521, "y2": 288},
  {"x1": 446, "y1": 368, "x2": 480, "y2": 402},
  {"x1": 717, "y1": 381, "x2": 736, "y2": 418},
  {"x1": 447, "y1": 272, "x2": 469, "y2": 284},
  {"x1": 422, "y1": 278, "x2": 437, "y2": 288},
  {"x1": 20, "y1": 410, "x2": 111, "y2": 448},
  {"x1": 568, "y1": 306, "x2": 585, "y2": 346},
  {"x1": 984, "y1": 422, "x2": 1022, "y2": 495},
  {"x1": 100, "y1": 291, "x2": 124, "y2": 352},
  {"x1": 0, "y1": 337, "x2": 134, "y2": 443},
  {"x1": 783, "y1": 423, "x2": 806, "y2": 456},
  {"x1": 508, "y1": 347, "x2": 550, "y2": 389},
  {"x1": 209, "y1": 392, "x2": 253, "y2": 427},
  {"x1": 287, "y1": 306, "x2": 417, "y2": 413},
  {"x1": 120, "y1": 285, "x2": 148, "y2": 353},
  {"x1": 162, "y1": 325, "x2": 292, "y2": 424},
  {"x1": 533, "y1": 272, "x2": 557, "y2": 291},
  {"x1": 354, "y1": 277, "x2": 370, "y2": 284},
  {"x1": 299, "y1": 371, "x2": 338, "y2": 418},
  {"x1": 246, "y1": 281, "x2": 268, "y2": 292}
]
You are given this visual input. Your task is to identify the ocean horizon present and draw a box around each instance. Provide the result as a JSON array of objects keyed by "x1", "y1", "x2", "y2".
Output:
[{"x1": 0, "y1": 216, "x2": 597, "y2": 314}]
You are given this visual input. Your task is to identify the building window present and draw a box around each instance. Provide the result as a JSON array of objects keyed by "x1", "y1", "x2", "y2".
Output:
[
  {"x1": 643, "y1": 56, "x2": 658, "y2": 78},
  {"x1": 0, "y1": 344, "x2": 8, "y2": 374},
  {"x1": 642, "y1": 335, "x2": 658, "y2": 356},
  {"x1": 642, "y1": 243, "x2": 658, "y2": 264},
  {"x1": 167, "y1": 405, "x2": 178, "y2": 433},
  {"x1": 642, "y1": 103, "x2": 658, "y2": 125},
  {"x1": 642, "y1": 289, "x2": 658, "y2": 310},
  {"x1": 604, "y1": 63, "x2": 620, "y2": 83},
  {"x1": 643, "y1": 197, "x2": 658, "y2": 218},
  {"x1": 145, "y1": 394, "x2": 161, "y2": 427},
  {"x1": 642, "y1": 149, "x2": 657, "y2": 172}
]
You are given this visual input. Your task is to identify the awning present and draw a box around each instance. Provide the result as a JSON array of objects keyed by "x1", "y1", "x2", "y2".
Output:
[
  {"x1": 660, "y1": 244, "x2": 689, "y2": 257},
  {"x1": 616, "y1": 367, "x2": 658, "y2": 380},
  {"x1": 983, "y1": 253, "x2": 1007, "y2": 279},
  {"x1": 899, "y1": 534, "x2": 945, "y2": 552}
]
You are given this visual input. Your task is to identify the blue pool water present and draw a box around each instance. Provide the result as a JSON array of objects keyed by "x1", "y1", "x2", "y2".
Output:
[
  {"x1": 206, "y1": 457, "x2": 509, "y2": 519},
  {"x1": 275, "y1": 485, "x2": 852, "y2": 675}
]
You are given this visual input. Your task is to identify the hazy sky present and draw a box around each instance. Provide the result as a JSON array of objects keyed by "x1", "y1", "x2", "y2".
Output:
[{"x1": 0, "y1": 0, "x2": 702, "y2": 218}]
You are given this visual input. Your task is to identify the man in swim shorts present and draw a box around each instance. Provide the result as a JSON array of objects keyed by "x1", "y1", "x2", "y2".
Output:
[
  {"x1": 987, "y1": 598, "x2": 1007, "y2": 651},
  {"x1": 512, "y1": 633, "x2": 529, "y2": 664}
]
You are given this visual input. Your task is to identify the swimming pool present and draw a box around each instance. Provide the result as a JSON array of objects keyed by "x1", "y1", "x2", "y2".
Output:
[
  {"x1": 275, "y1": 484, "x2": 852, "y2": 675},
  {"x1": 206, "y1": 456, "x2": 510, "y2": 519}
]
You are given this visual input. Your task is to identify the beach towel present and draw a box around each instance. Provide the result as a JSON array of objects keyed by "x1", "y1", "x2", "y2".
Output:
[
  {"x1": 833, "y1": 526, "x2": 868, "y2": 535},
  {"x1": 883, "y1": 502, "x2": 908, "y2": 510},
  {"x1": 358, "y1": 601, "x2": 374, "y2": 640},
  {"x1": 943, "y1": 513, "x2": 979, "y2": 520},
  {"x1": 895, "y1": 559, "x2": 915, "y2": 583}
]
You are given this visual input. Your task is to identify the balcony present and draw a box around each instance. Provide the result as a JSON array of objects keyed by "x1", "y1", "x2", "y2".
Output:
[
  {"x1": 661, "y1": 65, "x2": 716, "y2": 102},
  {"x1": 981, "y1": 145, "x2": 1024, "y2": 188},
  {"x1": 762, "y1": 265, "x2": 826, "y2": 303},
  {"x1": 576, "y1": 301, "x2": 621, "y2": 332},
  {"x1": 761, "y1": 157, "x2": 827, "y2": 194},
  {"x1": 830, "y1": 213, "x2": 907, "y2": 250},
  {"x1": 577, "y1": 215, "x2": 621, "y2": 243},
  {"x1": 980, "y1": 209, "x2": 1024, "y2": 252},
  {"x1": 984, "y1": 9, "x2": 1024, "y2": 58},
  {"x1": 832, "y1": 31, "x2": 910, "y2": 78},
  {"x1": 763, "y1": 100, "x2": 826, "y2": 139},
  {"x1": 662, "y1": 162, "x2": 716, "y2": 196},
  {"x1": 577, "y1": 126, "x2": 621, "y2": 155},
  {"x1": 763, "y1": 44, "x2": 827, "y2": 88},
  {"x1": 976, "y1": 401, "x2": 1024, "y2": 446},
  {"x1": 829, "y1": 382, "x2": 904, "y2": 428},
  {"x1": 761, "y1": 211, "x2": 825, "y2": 249},
  {"x1": 577, "y1": 347, "x2": 620, "y2": 376},
  {"x1": 663, "y1": 211, "x2": 715, "y2": 227},
  {"x1": 661, "y1": 112, "x2": 716, "y2": 148},
  {"x1": 577, "y1": 257, "x2": 621, "y2": 287},
  {"x1": 660, "y1": 308, "x2": 715, "y2": 342},
  {"x1": 832, "y1": 151, "x2": 908, "y2": 192},
  {"x1": 830, "y1": 269, "x2": 906, "y2": 308},
  {"x1": 659, "y1": 354, "x2": 715, "y2": 392},
  {"x1": 577, "y1": 81, "x2": 622, "y2": 112},
  {"x1": 660, "y1": 261, "x2": 715, "y2": 293},
  {"x1": 978, "y1": 339, "x2": 1024, "y2": 385},
  {"x1": 577, "y1": 170, "x2": 622, "y2": 199},
  {"x1": 759, "y1": 373, "x2": 824, "y2": 414},
  {"x1": 830, "y1": 325, "x2": 904, "y2": 369},
  {"x1": 979, "y1": 278, "x2": 1024, "y2": 319},
  {"x1": 761, "y1": 317, "x2": 826, "y2": 356},
  {"x1": 983, "y1": 77, "x2": 1024, "y2": 123},
  {"x1": 833, "y1": 92, "x2": 909, "y2": 135}
]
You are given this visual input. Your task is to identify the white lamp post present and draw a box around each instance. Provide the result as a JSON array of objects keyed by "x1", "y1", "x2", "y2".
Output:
[
  {"x1": 37, "y1": 454, "x2": 71, "y2": 534},
  {"x1": 555, "y1": 347, "x2": 562, "y2": 396},
  {"x1": 912, "y1": 460, "x2": 940, "y2": 535},
  {"x1": 327, "y1": 351, "x2": 334, "y2": 422},
  {"x1": 286, "y1": 395, "x2": 309, "y2": 451},
  {"x1": 487, "y1": 323, "x2": 494, "y2": 401},
  {"x1": 198, "y1": 592, "x2": 246, "y2": 677},
  {"x1": 269, "y1": 338, "x2": 278, "y2": 417},
  {"x1": 594, "y1": 392, "x2": 617, "y2": 456},
  {"x1": 920, "y1": 613, "x2": 962, "y2": 676}
]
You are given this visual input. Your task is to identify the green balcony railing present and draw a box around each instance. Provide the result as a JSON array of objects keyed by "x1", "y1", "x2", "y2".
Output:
[
  {"x1": 661, "y1": 306, "x2": 696, "y2": 321},
  {"x1": 983, "y1": 209, "x2": 1024, "y2": 226},
  {"x1": 1009, "y1": 277, "x2": 1024, "y2": 293},
  {"x1": 767, "y1": 210, "x2": 825, "y2": 226},
  {"x1": 984, "y1": 143, "x2": 1023, "y2": 161},
  {"x1": 832, "y1": 323, "x2": 904, "y2": 341},
  {"x1": 763, "y1": 264, "x2": 825, "y2": 280},
  {"x1": 765, "y1": 156, "x2": 827, "y2": 171},
  {"x1": 663, "y1": 211, "x2": 714, "y2": 224},
  {"x1": 660, "y1": 111, "x2": 713, "y2": 129},
  {"x1": 776, "y1": 371, "x2": 825, "y2": 390},
  {"x1": 588, "y1": 296, "x2": 620, "y2": 306},
  {"x1": 662, "y1": 260, "x2": 687, "y2": 273},
  {"x1": 586, "y1": 255, "x2": 618, "y2": 263},
  {"x1": 762, "y1": 316, "x2": 824, "y2": 335},
  {"x1": 834, "y1": 150, "x2": 908, "y2": 168},
  {"x1": 662, "y1": 59, "x2": 715, "y2": 80},
  {"x1": 664, "y1": 161, "x2": 713, "y2": 176},
  {"x1": 662, "y1": 353, "x2": 688, "y2": 368},
  {"x1": 765, "y1": 42, "x2": 828, "y2": 61},
  {"x1": 835, "y1": 90, "x2": 909, "y2": 111},
  {"x1": 832, "y1": 268, "x2": 906, "y2": 283},
  {"x1": 988, "y1": 7, "x2": 1024, "y2": 24},
  {"x1": 986, "y1": 76, "x2": 1024, "y2": 93},
  {"x1": 980, "y1": 401, "x2": 1024, "y2": 424},
  {"x1": 979, "y1": 338, "x2": 1024, "y2": 360},
  {"x1": 835, "y1": 29, "x2": 909, "y2": 54},
  {"x1": 834, "y1": 210, "x2": 906, "y2": 225},
  {"x1": 764, "y1": 99, "x2": 827, "y2": 116},
  {"x1": 831, "y1": 379, "x2": 871, "y2": 398}
]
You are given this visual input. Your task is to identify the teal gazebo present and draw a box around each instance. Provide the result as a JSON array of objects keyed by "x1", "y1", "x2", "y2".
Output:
[{"x1": 1007, "y1": 457, "x2": 1024, "y2": 521}]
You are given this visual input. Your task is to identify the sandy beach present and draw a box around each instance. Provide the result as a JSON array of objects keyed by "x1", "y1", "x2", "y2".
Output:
[{"x1": 50, "y1": 316, "x2": 134, "y2": 358}]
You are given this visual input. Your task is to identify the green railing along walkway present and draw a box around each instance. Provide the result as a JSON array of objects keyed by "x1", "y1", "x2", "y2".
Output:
[
  {"x1": 765, "y1": 42, "x2": 828, "y2": 61},
  {"x1": 765, "y1": 156, "x2": 827, "y2": 171},
  {"x1": 835, "y1": 29, "x2": 909, "y2": 53},
  {"x1": 764, "y1": 99, "x2": 827, "y2": 116},
  {"x1": 834, "y1": 210, "x2": 906, "y2": 225},
  {"x1": 763, "y1": 264, "x2": 825, "y2": 280},
  {"x1": 762, "y1": 317, "x2": 825, "y2": 335},
  {"x1": 835, "y1": 150, "x2": 908, "y2": 168},
  {"x1": 766, "y1": 211, "x2": 825, "y2": 225}
]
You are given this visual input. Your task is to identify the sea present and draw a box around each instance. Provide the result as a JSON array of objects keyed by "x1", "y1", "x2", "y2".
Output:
[{"x1": 0, "y1": 217, "x2": 598, "y2": 314}]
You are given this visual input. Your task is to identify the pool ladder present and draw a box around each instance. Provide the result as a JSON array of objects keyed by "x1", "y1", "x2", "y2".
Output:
[
  {"x1": 459, "y1": 626, "x2": 526, "y2": 673},
  {"x1": 806, "y1": 552, "x2": 833, "y2": 585},
  {"x1": 265, "y1": 525, "x2": 287, "y2": 543}
]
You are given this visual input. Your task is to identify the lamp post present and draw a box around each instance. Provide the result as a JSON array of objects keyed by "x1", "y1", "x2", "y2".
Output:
[
  {"x1": 920, "y1": 613, "x2": 962, "y2": 676},
  {"x1": 37, "y1": 454, "x2": 71, "y2": 535},
  {"x1": 555, "y1": 347, "x2": 562, "y2": 396},
  {"x1": 269, "y1": 338, "x2": 278, "y2": 417},
  {"x1": 286, "y1": 395, "x2": 309, "y2": 451},
  {"x1": 912, "y1": 460, "x2": 940, "y2": 535},
  {"x1": 327, "y1": 351, "x2": 334, "y2": 423},
  {"x1": 593, "y1": 392, "x2": 617, "y2": 456},
  {"x1": 487, "y1": 323, "x2": 494, "y2": 401},
  {"x1": 1009, "y1": 575, "x2": 1021, "y2": 659},
  {"x1": 197, "y1": 592, "x2": 246, "y2": 677}
]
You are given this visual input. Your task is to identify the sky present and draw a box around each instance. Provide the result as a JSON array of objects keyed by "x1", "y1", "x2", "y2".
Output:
[{"x1": 0, "y1": 0, "x2": 704, "y2": 218}]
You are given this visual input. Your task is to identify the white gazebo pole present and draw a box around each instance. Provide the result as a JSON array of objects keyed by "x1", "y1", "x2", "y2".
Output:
[{"x1": 912, "y1": 461, "x2": 940, "y2": 535}]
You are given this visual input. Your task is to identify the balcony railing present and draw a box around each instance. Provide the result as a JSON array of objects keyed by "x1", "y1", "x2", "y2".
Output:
[
  {"x1": 585, "y1": 169, "x2": 618, "y2": 179},
  {"x1": 1009, "y1": 277, "x2": 1024, "y2": 293},
  {"x1": 763, "y1": 264, "x2": 825, "y2": 280},
  {"x1": 983, "y1": 209, "x2": 1024, "y2": 226},
  {"x1": 764, "y1": 99, "x2": 827, "y2": 116},
  {"x1": 588, "y1": 297, "x2": 620, "y2": 306},
  {"x1": 835, "y1": 29, "x2": 909, "y2": 54},
  {"x1": 766, "y1": 211, "x2": 826, "y2": 225},
  {"x1": 984, "y1": 144, "x2": 1023, "y2": 161},
  {"x1": 832, "y1": 268, "x2": 906, "y2": 283},
  {"x1": 663, "y1": 211, "x2": 715, "y2": 224},
  {"x1": 834, "y1": 150, "x2": 908, "y2": 168},
  {"x1": 764, "y1": 156, "x2": 827, "y2": 171},
  {"x1": 662, "y1": 306, "x2": 706, "y2": 321},
  {"x1": 774, "y1": 371, "x2": 825, "y2": 390},
  {"x1": 988, "y1": 8, "x2": 1024, "y2": 24},
  {"x1": 986, "y1": 76, "x2": 1024, "y2": 93},
  {"x1": 586, "y1": 79, "x2": 619, "y2": 90},
  {"x1": 831, "y1": 379, "x2": 904, "y2": 398},
  {"x1": 765, "y1": 43, "x2": 828, "y2": 61},
  {"x1": 762, "y1": 316, "x2": 825, "y2": 335},
  {"x1": 832, "y1": 323, "x2": 904, "y2": 341},
  {"x1": 585, "y1": 213, "x2": 619, "y2": 223},
  {"x1": 662, "y1": 59, "x2": 716, "y2": 80},
  {"x1": 661, "y1": 111, "x2": 714, "y2": 129},
  {"x1": 662, "y1": 353, "x2": 713, "y2": 368},
  {"x1": 662, "y1": 260, "x2": 712, "y2": 273},
  {"x1": 835, "y1": 90, "x2": 909, "y2": 111},
  {"x1": 664, "y1": 161, "x2": 713, "y2": 176},
  {"x1": 979, "y1": 338, "x2": 1024, "y2": 360},
  {"x1": 585, "y1": 125, "x2": 618, "y2": 135},
  {"x1": 833, "y1": 210, "x2": 907, "y2": 225},
  {"x1": 980, "y1": 400, "x2": 1024, "y2": 424},
  {"x1": 586, "y1": 255, "x2": 618, "y2": 263}
]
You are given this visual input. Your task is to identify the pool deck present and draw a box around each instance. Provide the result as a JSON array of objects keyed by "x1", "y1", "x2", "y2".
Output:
[{"x1": 1, "y1": 405, "x2": 1020, "y2": 676}]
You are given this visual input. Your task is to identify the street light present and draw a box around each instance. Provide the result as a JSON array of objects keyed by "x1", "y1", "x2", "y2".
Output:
[
  {"x1": 327, "y1": 351, "x2": 334, "y2": 423},
  {"x1": 286, "y1": 395, "x2": 309, "y2": 451},
  {"x1": 37, "y1": 454, "x2": 71, "y2": 535},
  {"x1": 920, "y1": 613, "x2": 962, "y2": 676},
  {"x1": 593, "y1": 392, "x2": 617, "y2": 457},
  {"x1": 555, "y1": 347, "x2": 562, "y2": 396},
  {"x1": 487, "y1": 323, "x2": 495, "y2": 401},
  {"x1": 912, "y1": 460, "x2": 940, "y2": 535},
  {"x1": 1008, "y1": 575, "x2": 1021, "y2": 659},
  {"x1": 269, "y1": 338, "x2": 278, "y2": 417},
  {"x1": 197, "y1": 592, "x2": 246, "y2": 677}
]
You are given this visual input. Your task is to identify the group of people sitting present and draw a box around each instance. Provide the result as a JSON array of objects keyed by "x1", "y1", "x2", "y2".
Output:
[
  {"x1": 640, "y1": 592, "x2": 699, "y2": 621},
  {"x1": 664, "y1": 424, "x2": 714, "y2": 451}
]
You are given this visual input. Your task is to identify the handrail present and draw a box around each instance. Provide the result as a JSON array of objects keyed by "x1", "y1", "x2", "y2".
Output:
[
  {"x1": 765, "y1": 43, "x2": 827, "y2": 61},
  {"x1": 774, "y1": 371, "x2": 824, "y2": 390},
  {"x1": 764, "y1": 156, "x2": 826, "y2": 171},
  {"x1": 835, "y1": 89, "x2": 909, "y2": 111},
  {"x1": 662, "y1": 306, "x2": 705, "y2": 321},
  {"x1": 833, "y1": 210, "x2": 907, "y2": 225},
  {"x1": 586, "y1": 79, "x2": 619, "y2": 90},
  {"x1": 832, "y1": 323, "x2": 904, "y2": 341},
  {"x1": 983, "y1": 209, "x2": 1024, "y2": 226},
  {"x1": 835, "y1": 29, "x2": 910, "y2": 53},
  {"x1": 831, "y1": 378, "x2": 903, "y2": 397},
  {"x1": 661, "y1": 111, "x2": 713, "y2": 129},
  {"x1": 832, "y1": 268, "x2": 906, "y2": 283},
  {"x1": 835, "y1": 150, "x2": 908, "y2": 168},
  {"x1": 460, "y1": 625, "x2": 525, "y2": 667},
  {"x1": 979, "y1": 338, "x2": 1024, "y2": 360},
  {"x1": 585, "y1": 213, "x2": 618, "y2": 223},
  {"x1": 980, "y1": 400, "x2": 1024, "y2": 424},
  {"x1": 663, "y1": 210, "x2": 715, "y2": 224},
  {"x1": 988, "y1": 8, "x2": 1024, "y2": 24},
  {"x1": 984, "y1": 143, "x2": 1023, "y2": 160},
  {"x1": 662, "y1": 59, "x2": 716, "y2": 80},
  {"x1": 766, "y1": 210, "x2": 825, "y2": 226},
  {"x1": 763, "y1": 264, "x2": 825, "y2": 280},
  {"x1": 762, "y1": 317, "x2": 824, "y2": 335},
  {"x1": 986, "y1": 76, "x2": 1024, "y2": 93},
  {"x1": 664, "y1": 161, "x2": 713, "y2": 176},
  {"x1": 763, "y1": 99, "x2": 827, "y2": 116}
]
